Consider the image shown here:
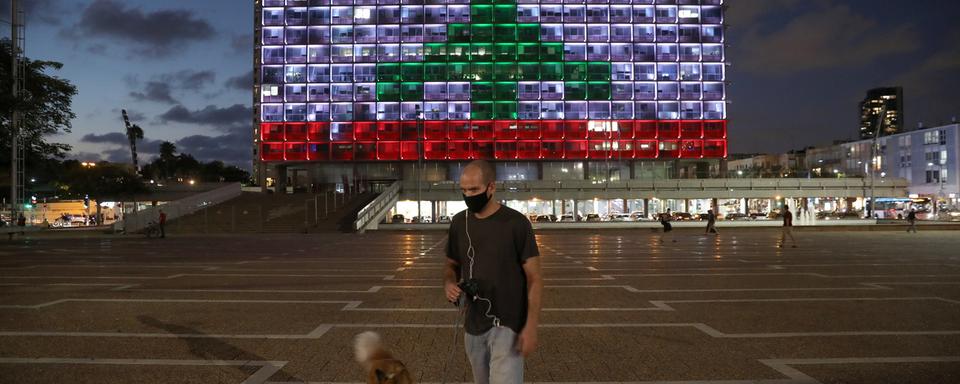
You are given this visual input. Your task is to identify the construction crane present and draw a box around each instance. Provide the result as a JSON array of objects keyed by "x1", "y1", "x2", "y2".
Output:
[{"x1": 121, "y1": 109, "x2": 143, "y2": 173}]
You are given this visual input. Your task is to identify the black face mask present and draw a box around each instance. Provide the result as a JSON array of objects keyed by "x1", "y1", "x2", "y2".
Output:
[{"x1": 463, "y1": 186, "x2": 491, "y2": 213}]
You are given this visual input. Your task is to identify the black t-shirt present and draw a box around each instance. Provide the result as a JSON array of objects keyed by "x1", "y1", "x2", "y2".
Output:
[{"x1": 446, "y1": 205, "x2": 539, "y2": 335}]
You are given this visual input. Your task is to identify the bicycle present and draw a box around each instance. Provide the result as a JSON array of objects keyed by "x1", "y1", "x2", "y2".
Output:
[{"x1": 143, "y1": 221, "x2": 161, "y2": 238}]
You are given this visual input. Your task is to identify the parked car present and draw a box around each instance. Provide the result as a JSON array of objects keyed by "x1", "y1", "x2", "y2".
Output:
[
  {"x1": 629, "y1": 211, "x2": 648, "y2": 221},
  {"x1": 52, "y1": 214, "x2": 89, "y2": 228},
  {"x1": 725, "y1": 212, "x2": 750, "y2": 221},
  {"x1": 437, "y1": 215, "x2": 451, "y2": 224},
  {"x1": 410, "y1": 216, "x2": 432, "y2": 224},
  {"x1": 536, "y1": 215, "x2": 557, "y2": 223},
  {"x1": 938, "y1": 209, "x2": 960, "y2": 221},
  {"x1": 608, "y1": 213, "x2": 633, "y2": 222},
  {"x1": 672, "y1": 212, "x2": 693, "y2": 221},
  {"x1": 560, "y1": 214, "x2": 579, "y2": 222},
  {"x1": 585, "y1": 213, "x2": 602, "y2": 222},
  {"x1": 391, "y1": 214, "x2": 405, "y2": 223}
]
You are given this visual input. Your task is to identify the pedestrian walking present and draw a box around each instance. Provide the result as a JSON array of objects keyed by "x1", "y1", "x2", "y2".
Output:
[
  {"x1": 705, "y1": 209, "x2": 719, "y2": 235},
  {"x1": 158, "y1": 209, "x2": 167, "y2": 238},
  {"x1": 443, "y1": 160, "x2": 542, "y2": 383},
  {"x1": 778, "y1": 206, "x2": 797, "y2": 248},
  {"x1": 906, "y1": 209, "x2": 918, "y2": 233}
]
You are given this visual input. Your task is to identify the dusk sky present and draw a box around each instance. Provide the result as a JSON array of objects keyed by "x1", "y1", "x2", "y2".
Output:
[{"x1": 3, "y1": 0, "x2": 959, "y2": 169}]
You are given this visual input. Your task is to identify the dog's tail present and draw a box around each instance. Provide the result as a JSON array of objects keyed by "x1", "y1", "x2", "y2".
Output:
[{"x1": 354, "y1": 331, "x2": 382, "y2": 364}]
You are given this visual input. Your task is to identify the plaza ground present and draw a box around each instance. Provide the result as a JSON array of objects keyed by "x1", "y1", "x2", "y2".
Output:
[{"x1": 1, "y1": 228, "x2": 959, "y2": 383}]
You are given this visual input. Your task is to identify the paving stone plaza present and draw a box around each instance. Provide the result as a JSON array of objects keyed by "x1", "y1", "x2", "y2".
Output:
[{"x1": 1, "y1": 229, "x2": 959, "y2": 383}]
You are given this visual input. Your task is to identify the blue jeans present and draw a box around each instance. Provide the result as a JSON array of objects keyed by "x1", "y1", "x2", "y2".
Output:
[{"x1": 464, "y1": 326, "x2": 524, "y2": 384}]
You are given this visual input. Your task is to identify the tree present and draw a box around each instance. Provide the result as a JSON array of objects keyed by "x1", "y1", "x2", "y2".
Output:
[
  {"x1": 0, "y1": 39, "x2": 78, "y2": 166},
  {"x1": 57, "y1": 162, "x2": 148, "y2": 225},
  {"x1": 140, "y1": 142, "x2": 249, "y2": 183}
]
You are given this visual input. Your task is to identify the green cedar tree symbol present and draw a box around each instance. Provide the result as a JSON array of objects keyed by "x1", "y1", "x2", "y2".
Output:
[{"x1": 374, "y1": 0, "x2": 611, "y2": 121}]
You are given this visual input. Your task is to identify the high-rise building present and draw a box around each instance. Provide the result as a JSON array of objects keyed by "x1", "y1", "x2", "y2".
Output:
[
  {"x1": 253, "y1": 0, "x2": 729, "y2": 218},
  {"x1": 859, "y1": 86, "x2": 903, "y2": 140}
]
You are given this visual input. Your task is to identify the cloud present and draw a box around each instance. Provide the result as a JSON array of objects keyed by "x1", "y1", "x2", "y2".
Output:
[
  {"x1": 81, "y1": 132, "x2": 129, "y2": 145},
  {"x1": 64, "y1": 0, "x2": 215, "y2": 57},
  {"x1": 724, "y1": 0, "x2": 802, "y2": 27},
  {"x1": 118, "y1": 109, "x2": 146, "y2": 122},
  {"x1": 69, "y1": 151, "x2": 104, "y2": 162},
  {"x1": 127, "y1": 70, "x2": 216, "y2": 104},
  {"x1": 225, "y1": 70, "x2": 253, "y2": 91},
  {"x1": 130, "y1": 82, "x2": 177, "y2": 104},
  {"x1": 0, "y1": 0, "x2": 63, "y2": 25},
  {"x1": 231, "y1": 34, "x2": 252, "y2": 55},
  {"x1": 732, "y1": 4, "x2": 918, "y2": 75},
  {"x1": 175, "y1": 131, "x2": 251, "y2": 168},
  {"x1": 888, "y1": 30, "x2": 960, "y2": 127},
  {"x1": 157, "y1": 104, "x2": 252, "y2": 127}
]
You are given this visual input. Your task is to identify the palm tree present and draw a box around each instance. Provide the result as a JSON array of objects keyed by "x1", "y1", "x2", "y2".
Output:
[{"x1": 126, "y1": 123, "x2": 143, "y2": 172}]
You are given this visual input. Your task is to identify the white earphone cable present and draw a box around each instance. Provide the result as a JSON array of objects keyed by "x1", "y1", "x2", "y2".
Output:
[{"x1": 464, "y1": 210, "x2": 501, "y2": 327}]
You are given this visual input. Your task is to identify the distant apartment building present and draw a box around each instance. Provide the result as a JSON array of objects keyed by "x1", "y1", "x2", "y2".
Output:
[{"x1": 859, "y1": 86, "x2": 903, "y2": 140}]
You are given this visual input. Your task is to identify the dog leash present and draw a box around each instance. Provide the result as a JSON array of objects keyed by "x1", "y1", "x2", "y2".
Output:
[{"x1": 440, "y1": 295, "x2": 467, "y2": 384}]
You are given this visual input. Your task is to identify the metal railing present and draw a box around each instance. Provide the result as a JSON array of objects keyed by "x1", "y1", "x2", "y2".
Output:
[
  {"x1": 115, "y1": 183, "x2": 242, "y2": 234},
  {"x1": 354, "y1": 181, "x2": 400, "y2": 233},
  {"x1": 398, "y1": 178, "x2": 910, "y2": 200}
]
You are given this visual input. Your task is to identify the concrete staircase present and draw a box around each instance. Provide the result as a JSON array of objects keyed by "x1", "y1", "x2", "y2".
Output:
[{"x1": 166, "y1": 191, "x2": 377, "y2": 234}]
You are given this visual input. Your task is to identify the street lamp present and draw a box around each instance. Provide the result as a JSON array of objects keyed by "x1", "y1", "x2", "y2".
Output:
[
  {"x1": 414, "y1": 104, "x2": 423, "y2": 222},
  {"x1": 928, "y1": 161, "x2": 944, "y2": 218}
]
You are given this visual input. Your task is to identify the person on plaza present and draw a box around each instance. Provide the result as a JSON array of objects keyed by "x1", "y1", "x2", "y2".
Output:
[
  {"x1": 658, "y1": 208, "x2": 675, "y2": 244},
  {"x1": 660, "y1": 209, "x2": 673, "y2": 231},
  {"x1": 158, "y1": 209, "x2": 167, "y2": 238},
  {"x1": 443, "y1": 160, "x2": 543, "y2": 384},
  {"x1": 705, "y1": 209, "x2": 719, "y2": 235},
  {"x1": 16, "y1": 213, "x2": 27, "y2": 235},
  {"x1": 778, "y1": 205, "x2": 797, "y2": 248},
  {"x1": 906, "y1": 208, "x2": 918, "y2": 233}
]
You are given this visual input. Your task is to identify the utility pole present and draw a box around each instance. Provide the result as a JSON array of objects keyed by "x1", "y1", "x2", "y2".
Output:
[
  {"x1": 9, "y1": 0, "x2": 26, "y2": 220},
  {"x1": 415, "y1": 105, "x2": 423, "y2": 222}
]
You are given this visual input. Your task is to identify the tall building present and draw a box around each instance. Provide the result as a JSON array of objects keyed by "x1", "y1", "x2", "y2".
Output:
[
  {"x1": 859, "y1": 86, "x2": 903, "y2": 140},
  {"x1": 253, "y1": 0, "x2": 729, "y2": 218}
]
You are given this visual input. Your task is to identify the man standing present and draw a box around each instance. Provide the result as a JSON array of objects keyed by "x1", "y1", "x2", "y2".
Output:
[
  {"x1": 778, "y1": 205, "x2": 797, "y2": 248},
  {"x1": 158, "y1": 209, "x2": 167, "y2": 239},
  {"x1": 705, "y1": 209, "x2": 719, "y2": 235},
  {"x1": 444, "y1": 160, "x2": 543, "y2": 384}
]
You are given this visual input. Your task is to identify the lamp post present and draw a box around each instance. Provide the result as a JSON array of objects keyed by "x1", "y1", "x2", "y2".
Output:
[
  {"x1": 868, "y1": 104, "x2": 887, "y2": 219},
  {"x1": 928, "y1": 162, "x2": 944, "y2": 219},
  {"x1": 415, "y1": 105, "x2": 423, "y2": 222}
]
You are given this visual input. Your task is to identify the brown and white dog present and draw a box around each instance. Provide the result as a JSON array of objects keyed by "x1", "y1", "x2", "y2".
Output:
[{"x1": 354, "y1": 331, "x2": 415, "y2": 384}]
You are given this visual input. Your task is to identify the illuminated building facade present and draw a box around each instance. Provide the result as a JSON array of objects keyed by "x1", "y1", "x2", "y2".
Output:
[{"x1": 254, "y1": 0, "x2": 728, "y2": 191}]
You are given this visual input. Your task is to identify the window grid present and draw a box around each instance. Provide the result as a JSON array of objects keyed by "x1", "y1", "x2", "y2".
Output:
[{"x1": 258, "y1": 0, "x2": 726, "y2": 161}]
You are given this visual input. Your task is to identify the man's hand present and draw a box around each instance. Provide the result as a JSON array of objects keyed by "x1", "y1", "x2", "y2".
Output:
[
  {"x1": 516, "y1": 326, "x2": 538, "y2": 357},
  {"x1": 444, "y1": 281, "x2": 462, "y2": 303}
]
